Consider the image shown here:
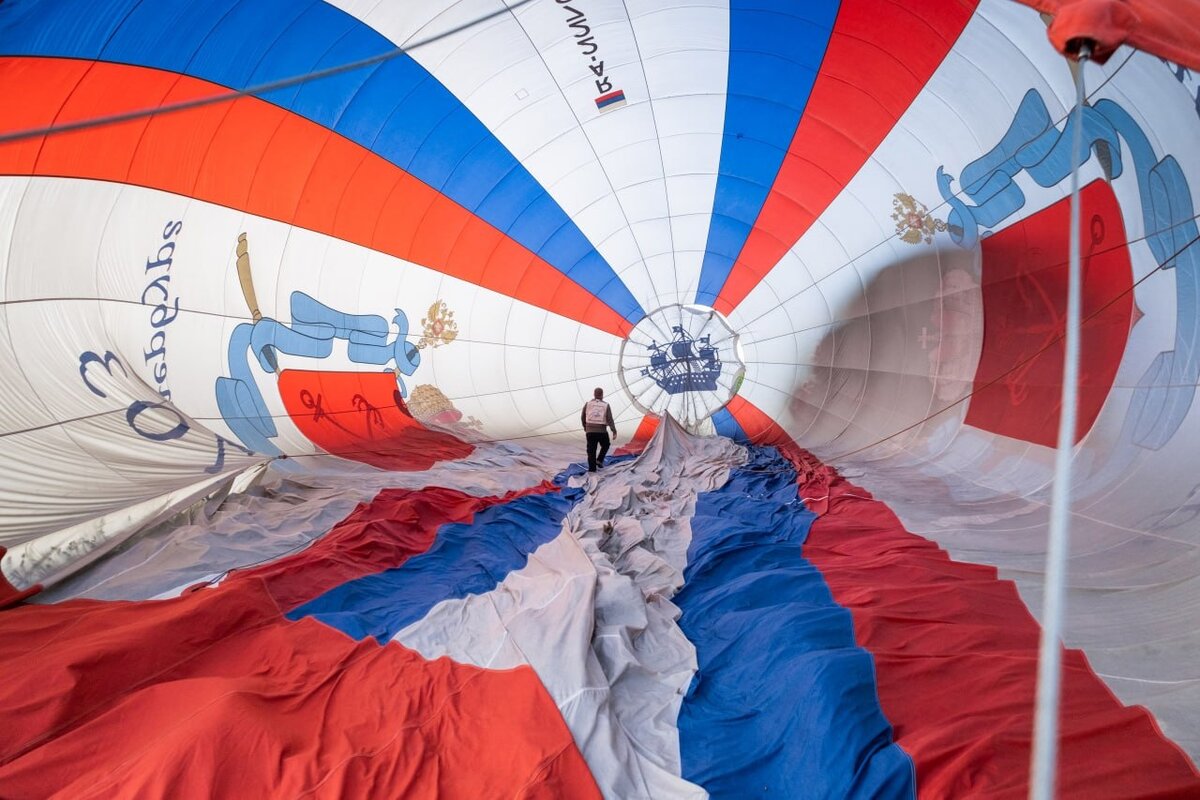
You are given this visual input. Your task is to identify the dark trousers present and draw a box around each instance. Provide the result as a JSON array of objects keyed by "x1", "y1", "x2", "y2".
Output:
[{"x1": 586, "y1": 431, "x2": 610, "y2": 472}]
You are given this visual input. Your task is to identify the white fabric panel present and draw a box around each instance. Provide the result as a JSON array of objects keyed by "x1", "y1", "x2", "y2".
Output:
[
  {"x1": 397, "y1": 417, "x2": 744, "y2": 799},
  {"x1": 2, "y1": 467, "x2": 249, "y2": 592},
  {"x1": 330, "y1": 0, "x2": 729, "y2": 310},
  {"x1": 34, "y1": 440, "x2": 579, "y2": 603},
  {"x1": 0, "y1": 180, "x2": 258, "y2": 545},
  {"x1": 0, "y1": 177, "x2": 622, "y2": 547},
  {"x1": 733, "y1": 0, "x2": 1135, "y2": 463},
  {"x1": 729, "y1": 0, "x2": 1200, "y2": 763}
]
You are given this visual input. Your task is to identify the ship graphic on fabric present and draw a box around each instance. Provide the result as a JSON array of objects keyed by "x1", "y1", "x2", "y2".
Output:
[{"x1": 643, "y1": 328, "x2": 722, "y2": 394}]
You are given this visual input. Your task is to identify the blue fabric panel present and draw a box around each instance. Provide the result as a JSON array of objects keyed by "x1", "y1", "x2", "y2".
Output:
[
  {"x1": 709, "y1": 407, "x2": 749, "y2": 444},
  {"x1": 442, "y1": 135, "x2": 519, "y2": 211},
  {"x1": 677, "y1": 446, "x2": 915, "y2": 798},
  {"x1": 245, "y1": 5, "x2": 367, "y2": 111},
  {"x1": 0, "y1": 0, "x2": 138, "y2": 56},
  {"x1": 285, "y1": 21, "x2": 391, "y2": 124},
  {"x1": 100, "y1": 0, "x2": 245, "y2": 70},
  {"x1": 289, "y1": 487, "x2": 583, "y2": 642},
  {"x1": 511, "y1": 192, "x2": 578, "y2": 258},
  {"x1": 332, "y1": 58, "x2": 423, "y2": 148},
  {"x1": 0, "y1": 0, "x2": 644, "y2": 325},
  {"x1": 475, "y1": 161, "x2": 551, "y2": 233},
  {"x1": 694, "y1": 1, "x2": 841, "y2": 305}
]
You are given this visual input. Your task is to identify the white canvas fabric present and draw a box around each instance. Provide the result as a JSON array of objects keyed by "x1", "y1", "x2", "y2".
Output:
[
  {"x1": 31, "y1": 440, "x2": 579, "y2": 603},
  {"x1": 397, "y1": 417, "x2": 744, "y2": 799}
]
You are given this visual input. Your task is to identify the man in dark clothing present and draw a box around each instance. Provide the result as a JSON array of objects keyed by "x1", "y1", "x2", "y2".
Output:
[{"x1": 581, "y1": 387, "x2": 617, "y2": 472}]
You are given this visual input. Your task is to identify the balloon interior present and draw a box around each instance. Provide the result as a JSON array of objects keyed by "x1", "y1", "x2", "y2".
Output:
[{"x1": 0, "y1": 0, "x2": 1198, "y2": 797}]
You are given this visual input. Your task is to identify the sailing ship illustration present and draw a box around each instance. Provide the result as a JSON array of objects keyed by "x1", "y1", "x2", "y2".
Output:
[{"x1": 643, "y1": 327, "x2": 722, "y2": 394}]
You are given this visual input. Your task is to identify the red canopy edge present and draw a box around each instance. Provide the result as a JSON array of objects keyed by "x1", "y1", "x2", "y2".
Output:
[{"x1": 1014, "y1": 0, "x2": 1200, "y2": 70}]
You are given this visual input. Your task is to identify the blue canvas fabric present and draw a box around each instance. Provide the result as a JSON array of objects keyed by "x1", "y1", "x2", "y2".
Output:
[
  {"x1": 677, "y1": 446, "x2": 915, "y2": 799},
  {"x1": 693, "y1": 0, "x2": 841, "y2": 306},
  {"x1": 289, "y1": 485, "x2": 584, "y2": 642}
]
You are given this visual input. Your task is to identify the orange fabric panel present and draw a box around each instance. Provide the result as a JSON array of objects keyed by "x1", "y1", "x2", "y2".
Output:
[
  {"x1": 0, "y1": 58, "x2": 93, "y2": 171},
  {"x1": 194, "y1": 98, "x2": 287, "y2": 210},
  {"x1": 0, "y1": 57, "x2": 631, "y2": 338},
  {"x1": 130, "y1": 78, "x2": 237, "y2": 198},
  {"x1": 35, "y1": 66, "x2": 179, "y2": 183},
  {"x1": 247, "y1": 111, "x2": 333, "y2": 223},
  {"x1": 722, "y1": 394, "x2": 794, "y2": 448},
  {"x1": 518, "y1": 260, "x2": 567, "y2": 314},
  {"x1": 613, "y1": 414, "x2": 661, "y2": 455},
  {"x1": 413, "y1": 195, "x2": 476, "y2": 277},
  {"x1": 292, "y1": 137, "x2": 369, "y2": 232},
  {"x1": 631, "y1": 413, "x2": 660, "y2": 443},
  {"x1": 490, "y1": 235, "x2": 538, "y2": 299},
  {"x1": 333, "y1": 150, "x2": 403, "y2": 246},
  {"x1": 373, "y1": 172, "x2": 437, "y2": 260}
]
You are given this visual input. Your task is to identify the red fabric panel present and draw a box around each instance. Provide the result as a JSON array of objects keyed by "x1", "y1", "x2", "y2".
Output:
[
  {"x1": 802, "y1": 467, "x2": 1200, "y2": 798},
  {"x1": 224, "y1": 482, "x2": 556, "y2": 612},
  {"x1": 1015, "y1": 0, "x2": 1200, "y2": 70},
  {"x1": 613, "y1": 414, "x2": 660, "y2": 455},
  {"x1": 277, "y1": 370, "x2": 474, "y2": 470},
  {"x1": 0, "y1": 580, "x2": 599, "y2": 799},
  {"x1": 714, "y1": 0, "x2": 978, "y2": 315},
  {"x1": 964, "y1": 180, "x2": 1133, "y2": 447},
  {"x1": 726, "y1": 396, "x2": 1200, "y2": 797},
  {"x1": 0, "y1": 57, "x2": 631, "y2": 337}
]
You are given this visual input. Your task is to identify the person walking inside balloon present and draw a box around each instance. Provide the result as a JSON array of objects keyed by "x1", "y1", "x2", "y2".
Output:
[{"x1": 581, "y1": 388, "x2": 617, "y2": 472}]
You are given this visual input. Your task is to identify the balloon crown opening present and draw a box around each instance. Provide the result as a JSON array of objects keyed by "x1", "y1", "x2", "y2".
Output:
[{"x1": 618, "y1": 304, "x2": 745, "y2": 429}]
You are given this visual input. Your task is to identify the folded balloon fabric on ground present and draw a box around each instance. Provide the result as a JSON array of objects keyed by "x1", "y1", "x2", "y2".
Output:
[
  {"x1": 0, "y1": 421, "x2": 1196, "y2": 797},
  {"x1": 2, "y1": 0, "x2": 1200, "y2": 797}
]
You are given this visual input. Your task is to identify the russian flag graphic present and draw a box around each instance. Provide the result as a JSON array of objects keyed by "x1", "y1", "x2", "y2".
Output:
[{"x1": 595, "y1": 89, "x2": 626, "y2": 111}]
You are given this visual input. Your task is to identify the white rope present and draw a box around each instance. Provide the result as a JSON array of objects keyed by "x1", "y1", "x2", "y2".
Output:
[{"x1": 1030, "y1": 43, "x2": 1092, "y2": 800}]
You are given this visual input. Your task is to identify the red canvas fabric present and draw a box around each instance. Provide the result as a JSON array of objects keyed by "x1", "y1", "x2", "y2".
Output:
[
  {"x1": 613, "y1": 414, "x2": 660, "y2": 456},
  {"x1": 799, "y1": 467, "x2": 1200, "y2": 798},
  {"x1": 964, "y1": 180, "x2": 1133, "y2": 447},
  {"x1": 728, "y1": 396, "x2": 1200, "y2": 797},
  {"x1": 278, "y1": 370, "x2": 474, "y2": 471},
  {"x1": 0, "y1": 579, "x2": 599, "y2": 799},
  {"x1": 1016, "y1": 0, "x2": 1200, "y2": 69},
  {"x1": 220, "y1": 483, "x2": 557, "y2": 611}
]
